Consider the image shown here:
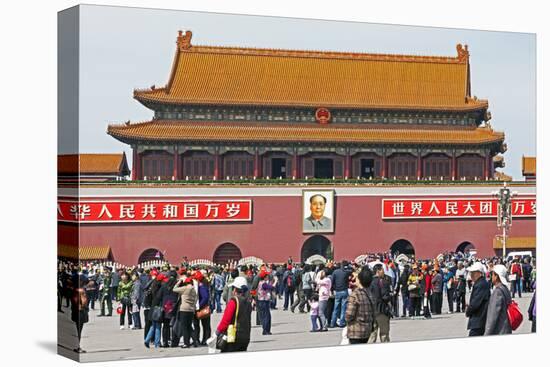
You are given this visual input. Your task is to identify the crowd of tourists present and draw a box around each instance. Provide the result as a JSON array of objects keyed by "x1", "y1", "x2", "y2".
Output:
[{"x1": 58, "y1": 251, "x2": 536, "y2": 353}]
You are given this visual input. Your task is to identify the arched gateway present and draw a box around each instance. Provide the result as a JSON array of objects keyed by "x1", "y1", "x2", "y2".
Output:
[
  {"x1": 213, "y1": 243, "x2": 242, "y2": 265},
  {"x1": 390, "y1": 239, "x2": 415, "y2": 257},
  {"x1": 137, "y1": 248, "x2": 164, "y2": 264},
  {"x1": 456, "y1": 241, "x2": 476, "y2": 255},
  {"x1": 301, "y1": 235, "x2": 332, "y2": 263}
]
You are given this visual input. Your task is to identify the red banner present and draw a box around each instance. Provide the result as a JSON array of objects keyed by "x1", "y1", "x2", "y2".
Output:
[
  {"x1": 57, "y1": 200, "x2": 252, "y2": 223},
  {"x1": 382, "y1": 197, "x2": 536, "y2": 219}
]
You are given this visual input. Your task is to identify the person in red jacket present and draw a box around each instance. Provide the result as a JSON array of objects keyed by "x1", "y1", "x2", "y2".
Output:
[
  {"x1": 510, "y1": 258, "x2": 523, "y2": 298},
  {"x1": 422, "y1": 264, "x2": 432, "y2": 319},
  {"x1": 215, "y1": 277, "x2": 252, "y2": 353}
]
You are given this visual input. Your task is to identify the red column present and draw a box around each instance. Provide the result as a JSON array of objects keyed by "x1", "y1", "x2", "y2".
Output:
[
  {"x1": 135, "y1": 151, "x2": 141, "y2": 180},
  {"x1": 344, "y1": 152, "x2": 351, "y2": 178},
  {"x1": 416, "y1": 153, "x2": 422, "y2": 179},
  {"x1": 485, "y1": 154, "x2": 491, "y2": 179},
  {"x1": 293, "y1": 153, "x2": 299, "y2": 178},
  {"x1": 451, "y1": 153, "x2": 457, "y2": 180},
  {"x1": 254, "y1": 150, "x2": 260, "y2": 178},
  {"x1": 214, "y1": 151, "x2": 220, "y2": 180},
  {"x1": 381, "y1": 153, "x2": 387, "y2": 179},
  {"x1": 173, "y1": 148, "x2": 179, "y2": 180},
  {"x1": 132, "y1": 148, "x2": 137, "y2": 181}
]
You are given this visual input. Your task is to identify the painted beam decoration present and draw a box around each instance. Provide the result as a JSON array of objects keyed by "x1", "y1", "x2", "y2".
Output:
[
  {"x1": 57, "y1": 199, "x2": 252, "y2": 223},
  {"x1": 382, "y1": 197, "x2": 536, "y2": 219}
]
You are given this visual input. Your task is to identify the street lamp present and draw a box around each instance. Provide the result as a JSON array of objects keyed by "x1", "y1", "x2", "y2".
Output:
[{"x1": 493, "y1": 182, "x2": 515, "y2": 258}]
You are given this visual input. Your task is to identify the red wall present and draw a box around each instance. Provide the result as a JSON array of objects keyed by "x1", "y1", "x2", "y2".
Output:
[{"x1": 58, "y1": 188, "x2": 536, "y2": 265}]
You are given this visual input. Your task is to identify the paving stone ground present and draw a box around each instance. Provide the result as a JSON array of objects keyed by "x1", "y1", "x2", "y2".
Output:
[{"x1": 57, "y1": 291, "x2": 534, "y2": 362}]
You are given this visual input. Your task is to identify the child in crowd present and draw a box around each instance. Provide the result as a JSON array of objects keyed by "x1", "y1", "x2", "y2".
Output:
[{"x1": 309, "y1": 294, "x2": 321, "y2": 332}]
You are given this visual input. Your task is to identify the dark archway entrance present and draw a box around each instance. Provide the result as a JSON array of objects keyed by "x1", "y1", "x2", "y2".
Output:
[
  {"x1": 314, "y1": 159, "x2": 333, "y2": 178},
  {"x1": 138, "y1": 248, "x2": 164, "y2": 264},
  {"x1": 213, "y1": 243, "x2": 242, "y2": 265},
  {"x1": 272, "y1": 158, "x2": 287, "y2": 178},
  {"x1": 301, "y1": 235, "x2": 332, "y2": 263},
  {"x1": 390, "y1": 239, "x2": 415, "y2": 257},
  {"x1": 456, "y1": 241, "x2": 476, "y2": 254},
  {"x1": 361, "y1": 159, "x2": 375, "y2": 179}
]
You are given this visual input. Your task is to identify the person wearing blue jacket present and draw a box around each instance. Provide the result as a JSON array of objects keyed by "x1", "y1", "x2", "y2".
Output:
[{"x1": 193, "y1": 271, "x2": 212, "y2": 345}]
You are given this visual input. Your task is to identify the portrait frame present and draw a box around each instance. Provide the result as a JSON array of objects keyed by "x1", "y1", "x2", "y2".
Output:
[{"x1": 302, "y1": 189, "x2": 335, "y2": 234}]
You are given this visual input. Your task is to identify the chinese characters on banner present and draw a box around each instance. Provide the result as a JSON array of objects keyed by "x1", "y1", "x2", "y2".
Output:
[
  {"x1": 57, "y1": 200, "x2": 252, "y2": 223},
  {"x1": 382, "y1": 198, "x2": 536, "y2": 219}
]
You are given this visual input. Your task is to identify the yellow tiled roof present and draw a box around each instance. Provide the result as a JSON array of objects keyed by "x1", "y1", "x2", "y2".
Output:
[
  {"x1": 522, "y1": 156, "x2": 536, "y2": 176},
  {"x1": 108, "y1": 120, "x2": 504, "y2": 145},
  {"x1": 58, "y1": 244, "x2": 111, "y2": 260},
  {"x1": 58, "y1": 153, "x2": 127, "y2": 175},
  {"x1": 493, "y1": 237, "x2": 536, "y2": 249},
  {"x1": 134, "y1": 31, "x2": 487, "y2": 112}
]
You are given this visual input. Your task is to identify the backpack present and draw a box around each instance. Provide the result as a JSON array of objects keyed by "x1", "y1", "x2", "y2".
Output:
[
  {"x1": 286, "y1": 272, "x2": 296, "y2": 289},
  {"x1": 214, "y1": 274, "x2": 224, "y2": 291}
]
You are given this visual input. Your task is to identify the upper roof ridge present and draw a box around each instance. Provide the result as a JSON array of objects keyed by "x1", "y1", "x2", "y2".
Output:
[{"x1": 176, "y1": 29, "x2": 468, "y2": 64}]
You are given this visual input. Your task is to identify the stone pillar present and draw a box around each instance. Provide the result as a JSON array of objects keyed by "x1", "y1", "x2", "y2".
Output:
[{"x1": 173, "y1": 147, "x2": 179, "y2": 180}]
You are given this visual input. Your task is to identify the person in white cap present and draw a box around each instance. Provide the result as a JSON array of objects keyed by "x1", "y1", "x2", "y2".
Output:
[
  {"x1": 215, "y1": 276, "x2": 253, "y2": 352},
  {"x1": 465, "y1": 262, "x2": 490, "y2": 336},
  {"x1": 485, "y1": 264, "x2": 512, "y2": 335}
]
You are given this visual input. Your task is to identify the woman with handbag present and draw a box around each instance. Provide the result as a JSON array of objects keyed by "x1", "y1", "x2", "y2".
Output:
[
  {"x1": 144, "y1": 273, "x2": 163, "y2": 348},
  {"x1": 116, "y1": 272, "x2": 133, "y2": 330},
  {"x1": 193, "y1": 271, "x2": 212, "y2": 346},
  {"x1": 215, "y1": 276, "x2": 252, "y2": 353},
  {"x1": 173, "y1": 276, "x2": 198, "y2": 348}
]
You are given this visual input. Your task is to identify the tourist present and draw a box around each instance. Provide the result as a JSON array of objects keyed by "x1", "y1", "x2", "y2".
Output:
[
  {"x1": 465, "y1": 262, "x2": 490, "y2": 336},
  {"x1": 455, "y1": 261, "x2": 467, "y2": 312},
  {"x1": 172, "y1": 275, "x2": 198, "y2": 348},
  {"x1": 159, "y1": 271, "x2": 178, "y2": 347},
  {"x1": 421, "y1": 263, "x2": 432, "y2": 319},
  {"x1": 256, "y1": 269, "x2": 273, "y2": 335},
  {"x1": 71, "y1": 275, "x2": 90, "y2": 353},
  {"x1": 509, "y1": 258, "x2": 523, "y2": 298},
  {"x1": 528, "y1": 281, "x2": 536, "y2": 332},
  {"x1": 330, "y1": 261, "x2": 351, "y2": 328},
  {"x1": 368, "y1": 263, "x2": 392, "y2": 343},
  {"x1": 98, "y1": 267, "x2": 113, "y2": 317},
  {"x1": 116, "y1": 272, "x2": 133, "y2": 330},
  {"x1": 345, "y1": 266, "x2": 375, "y2": 344},
  {"x1": 300, "y1": 264, "x2": 315, "y2": 312},
  {"x1": 309, "y1": 294, "x2": 321, "y2": 332},
  {"x1": 84, "y1": 271, "x2": 98, "y2": 311},
  {"x1": 111, "y1": 268, "x2": 120, "y2": 301},
  {"x1": 144, "y1": 271, "x2": 163, "y2": 348},
  {"x1": 316, "y1": 270, "x2": 332, "y2": 331},
  {"x1": 431, "y1": 264, "x2": 443, "y2": 315},
  {"x1": 193, "y1": 270, "x2": 212, "y2": 346},
  {"x1": 282, "y1": 264, "x2": 296, "y2": 311},
  {"x1": 291, "y1": 263, "x2": 305, "y2": 313},
  {"x1": 130, "y1": 272, "x2": 143, "y2": 330},
  {"x1": 407, "y1": 265, "x2": 422, "y2": 318},
  {"x1": 522, "y1": 258, "x2": 533, "y2": 293},
  {"x1": 215, "y1": 277, "x2": 252, "y2": 353},
  {"x1": 399, "y1": 264, "x2": 410, "y2": 318},
  {"x1": 443, "y1": 266, "x2": 456, "y2": 313},
  {"x1": 212, "y1": 268, "x2": 225, "y2": 313},
  {"x1": 485, "y1": 264, "x2": 512, "y2": 335}
]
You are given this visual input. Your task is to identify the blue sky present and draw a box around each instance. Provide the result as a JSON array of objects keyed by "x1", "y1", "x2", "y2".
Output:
[{"x1": 76, "y1": 5, "x2": 536, "y2": 180}]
